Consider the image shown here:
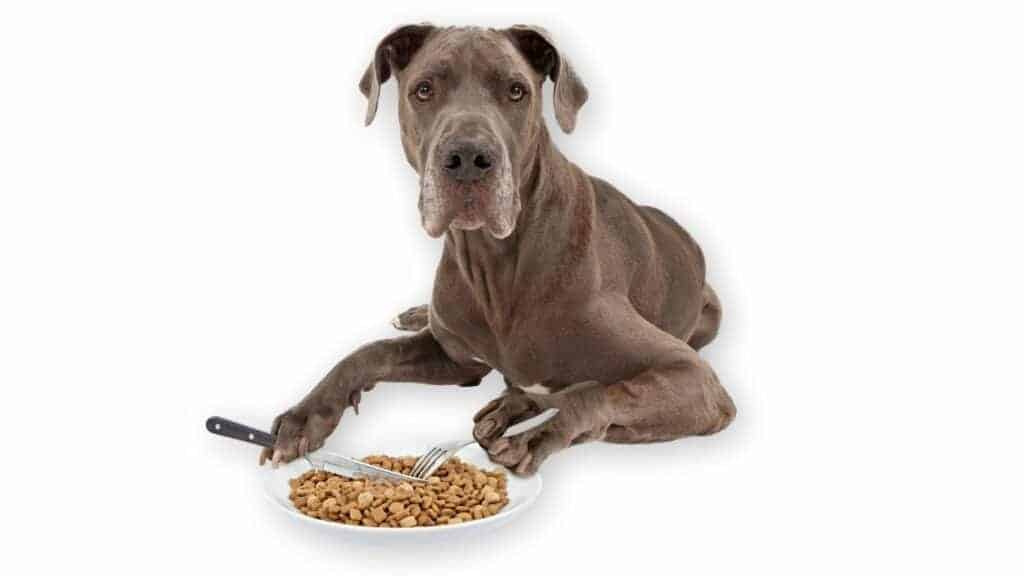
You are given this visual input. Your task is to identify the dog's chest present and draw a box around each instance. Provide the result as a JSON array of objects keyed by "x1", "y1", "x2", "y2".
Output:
[
  {"x1": 430, "y1": 272, "x2": 529, "y2": 379},
  {"x1": 429, "y1": 273, "x2": 509, "y2": 370},
  {"x1": 430, "y1": 231, "x2": 603, "y2": 391},
  {"x1": 430, "y1": 281, "x2": 587, "y2": 394}
]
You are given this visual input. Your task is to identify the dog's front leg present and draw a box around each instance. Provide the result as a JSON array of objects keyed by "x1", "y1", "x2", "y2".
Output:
[
  {"x1": 260, "y1": 330, "x2": 489, "y2": 466},
  {"x1": 480, "y1": 356, "x2": 735, "y2": 475},
  {"x1": 472, "y1": 301, "x2": 737, "y2": 476},
  {"x1": 479, "y1": 348, "x2": 735, "y2": 475}
]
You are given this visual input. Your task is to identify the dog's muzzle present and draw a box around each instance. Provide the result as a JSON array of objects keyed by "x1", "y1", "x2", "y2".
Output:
[{"x1": 419, "y1": 122, "x2": 519, "y2": 239}]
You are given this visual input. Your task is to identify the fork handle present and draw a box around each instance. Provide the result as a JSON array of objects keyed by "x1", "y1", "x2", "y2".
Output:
[{"x1": 205, "y1": 416, "x2": 276, "y2": 449}]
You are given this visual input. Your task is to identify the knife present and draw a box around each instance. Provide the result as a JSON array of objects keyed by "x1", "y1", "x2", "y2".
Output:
[{"x1": 205, "y1": 416, "x2": 425, "y2": 483}]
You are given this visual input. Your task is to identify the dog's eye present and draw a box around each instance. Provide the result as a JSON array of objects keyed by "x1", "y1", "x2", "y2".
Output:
[
  {"x1": 508, "y1": 83, "x2": 527, "y2": 102},
  {"x1": 414, "y1": 81, "x2": 433, "y2": 102}
]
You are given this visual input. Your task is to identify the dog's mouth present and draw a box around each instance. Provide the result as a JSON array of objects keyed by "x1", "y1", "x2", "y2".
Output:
[{"x1": 419, "y1": 147, "x2": 520, "y2": 239}]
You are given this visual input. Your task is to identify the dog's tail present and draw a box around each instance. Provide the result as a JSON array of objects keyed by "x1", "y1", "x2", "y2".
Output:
[{"x1": 391, "y1": 304, "x2": 430, "y2": 332}]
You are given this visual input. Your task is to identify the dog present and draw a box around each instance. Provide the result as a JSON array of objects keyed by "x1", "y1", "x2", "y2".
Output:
[{"x1": 259, "y1": 24, "x2": 736, "y2": 476}]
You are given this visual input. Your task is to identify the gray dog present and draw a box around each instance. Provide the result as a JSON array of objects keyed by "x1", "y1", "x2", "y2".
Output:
[{"x1": 259, "y1": 24, "x2": 736, "y2": 476}]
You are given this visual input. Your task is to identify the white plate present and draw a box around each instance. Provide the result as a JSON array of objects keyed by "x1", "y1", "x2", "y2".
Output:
[{"x1": 262, "y1": 444, "x2": 541, "y2": 541}]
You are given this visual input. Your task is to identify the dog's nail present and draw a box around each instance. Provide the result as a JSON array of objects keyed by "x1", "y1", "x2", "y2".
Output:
[{"x1": 272, "y1": 450, "x2": 282, "y2": 468}]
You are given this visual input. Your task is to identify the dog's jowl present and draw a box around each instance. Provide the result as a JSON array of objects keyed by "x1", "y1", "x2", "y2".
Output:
[{"x1": 260, "y1": 25, "x2": 736, "y2": 476}]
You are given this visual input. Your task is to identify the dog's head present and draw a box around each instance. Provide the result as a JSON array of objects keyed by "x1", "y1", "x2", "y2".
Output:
[{"x1": 360, "y1": 25, "x2": 587, "y2": 239}]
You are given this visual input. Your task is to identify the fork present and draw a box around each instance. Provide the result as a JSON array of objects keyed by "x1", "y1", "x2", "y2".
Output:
[{"x1": 409, "y1": 408, "x2": 558, "y2": 479}]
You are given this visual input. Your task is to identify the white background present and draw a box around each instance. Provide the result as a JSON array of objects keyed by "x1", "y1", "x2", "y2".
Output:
[{"x1": 2, "y1": 1, "x2": 1022, "y2": 574}]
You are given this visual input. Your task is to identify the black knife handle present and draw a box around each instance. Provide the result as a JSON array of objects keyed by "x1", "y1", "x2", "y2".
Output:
[{"x1": 206, "y1": 416, "x2": 276, "y2": 449}]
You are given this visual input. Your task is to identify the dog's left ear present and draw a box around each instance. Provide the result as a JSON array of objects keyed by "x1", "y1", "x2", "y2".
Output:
[
  {"x1": 359, "y1": 24, "x2": 436, "y2": 126},
  {"x1": 505, "y1": 25, "x2": 589, "y2": 134}
]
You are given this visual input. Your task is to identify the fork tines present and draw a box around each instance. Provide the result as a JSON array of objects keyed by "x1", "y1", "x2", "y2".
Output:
[{"x1": 410, "y1": 447, "x2": 446, "y2": 479}]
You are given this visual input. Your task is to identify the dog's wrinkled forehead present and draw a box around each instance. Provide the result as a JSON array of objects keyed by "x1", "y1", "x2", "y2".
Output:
[{"x1": 405, "y1": 28, "x2": 536, "y2": 92}]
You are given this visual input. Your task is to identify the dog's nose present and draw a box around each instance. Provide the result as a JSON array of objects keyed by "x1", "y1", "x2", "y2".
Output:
[{"x1": 442, "y1": 143, "x2": 495, "y2": 183}]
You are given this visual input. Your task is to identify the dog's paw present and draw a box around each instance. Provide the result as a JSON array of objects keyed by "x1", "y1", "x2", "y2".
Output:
[
  {"x1": 483, "y1": 384, "x2": 613, "y2": 475},
  {"x1": 472, "y1": 389, "x2": 542, "y2": 447},
  {"x1": 258, "y1": 401, "x2": 342, "y2": 467},
  {"x1": 485, "y1": 415, "x2": 574, "y2": 476}
]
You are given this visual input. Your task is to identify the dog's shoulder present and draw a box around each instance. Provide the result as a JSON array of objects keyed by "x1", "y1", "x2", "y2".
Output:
[
  {"x1": 587, "y1": 175, "x2": 646, "y2": 227},
  {"x1": 587, "y1": 174, "x2": 707, "y2": 288}
]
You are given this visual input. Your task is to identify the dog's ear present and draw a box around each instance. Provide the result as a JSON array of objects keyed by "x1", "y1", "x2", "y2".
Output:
[
  {"x1": 359, "y1": 24, "x2": 436, "y2": 126},
  {"x1": 505, "y1": 25, "x2": 588, "y2": 134}
]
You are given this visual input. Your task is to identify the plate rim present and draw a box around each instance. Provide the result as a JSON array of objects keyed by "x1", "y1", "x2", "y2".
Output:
[{"x1": 261, "y1": 452, "x2": 542, "y2": 533}]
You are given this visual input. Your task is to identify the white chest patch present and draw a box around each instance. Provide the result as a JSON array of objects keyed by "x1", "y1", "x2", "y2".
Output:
[{"x1": 519, "y1": 382, "x2": 553, "y2": 395}]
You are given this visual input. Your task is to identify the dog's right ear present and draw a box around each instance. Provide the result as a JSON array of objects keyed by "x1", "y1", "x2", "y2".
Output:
[{"x1": 359, "y1": 24, "x2": 436, "y2": 126}]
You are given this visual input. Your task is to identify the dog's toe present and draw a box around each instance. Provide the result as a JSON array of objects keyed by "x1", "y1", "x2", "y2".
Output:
[
  {"x1": 514, "y1": 429, "x2": 567, "y2": 476},
  {"x1": 473, "y1": 412, "x2": 509, "y2": 446},
  {"x1": 487, "y1": 434, "x2": 531, "y2": 468},
  {"x1": 472, "y1": 391, "x2": 544, "y2": 447}
]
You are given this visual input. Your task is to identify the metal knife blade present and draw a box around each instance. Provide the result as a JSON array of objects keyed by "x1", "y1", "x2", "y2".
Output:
[{"x1": 305, "y1": 452, "x2": 426, "y2": 483}]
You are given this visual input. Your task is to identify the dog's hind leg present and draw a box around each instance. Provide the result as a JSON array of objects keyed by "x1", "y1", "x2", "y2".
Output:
[
  {"x1": 601, "y1": 350, "x2": 735, "y2": 444},
  {"x1": 391, "y1": 304, "x2": 429, "y2": 331},
  {"x1": 686, "y1": 284, "x2": 722, "y2": 351}
]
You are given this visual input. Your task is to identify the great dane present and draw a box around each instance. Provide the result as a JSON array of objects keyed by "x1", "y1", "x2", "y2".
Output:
[{"x1": 260, "y1": 24, "x2": 736, "y2": 476}]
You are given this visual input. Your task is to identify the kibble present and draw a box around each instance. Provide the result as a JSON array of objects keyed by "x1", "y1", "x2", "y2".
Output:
[
  {"x1": 399, "y1": 515, "x2": 418, "y2": 527},
  {"x1": 289, "y1": 455, "x2": 509, "y2": 528}
]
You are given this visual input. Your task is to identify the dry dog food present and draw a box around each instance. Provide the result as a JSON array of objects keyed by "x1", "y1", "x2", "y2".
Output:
[{"x1": 288, "y1": 455, "x2": 509, "y2": 527}]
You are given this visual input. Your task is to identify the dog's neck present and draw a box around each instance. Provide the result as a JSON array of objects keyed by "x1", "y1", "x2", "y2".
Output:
[{"x1": 442, "y1": 126, "x2": 596, "y2": 328}]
